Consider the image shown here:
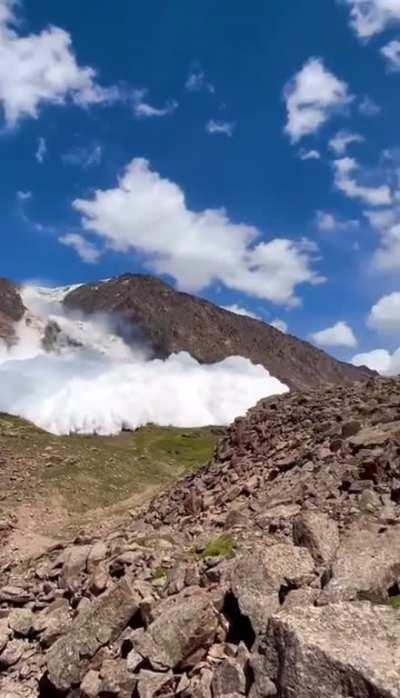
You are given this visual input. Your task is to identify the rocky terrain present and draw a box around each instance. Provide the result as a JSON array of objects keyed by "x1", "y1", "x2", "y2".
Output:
[
  {"x1": 63, "y1": 274, "x2": 371, "y2": 389},
  {"x1": 1, "y1": 376, "x2": 400, "y2": 697},
  {"x1": 0, "y1": 278, "x2": 25, "y2": 346}
]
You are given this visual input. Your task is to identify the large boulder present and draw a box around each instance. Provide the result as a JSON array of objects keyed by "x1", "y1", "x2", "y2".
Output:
[
  {"x1": 321, "y1": 522, "x2": 400, "y2": 603},
  {"x1": 264, "y1": 602, "x2": 400, "y2": 698}
]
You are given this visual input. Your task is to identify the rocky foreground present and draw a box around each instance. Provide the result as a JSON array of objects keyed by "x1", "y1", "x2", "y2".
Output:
[{"x1": 1, "y1": 377, "x2": 400, "y2": 697}]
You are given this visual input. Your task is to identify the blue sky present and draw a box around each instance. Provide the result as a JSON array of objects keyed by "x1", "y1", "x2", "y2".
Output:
[{"x1": 1, "y1": 0, "x2": 400, "y2": 373}]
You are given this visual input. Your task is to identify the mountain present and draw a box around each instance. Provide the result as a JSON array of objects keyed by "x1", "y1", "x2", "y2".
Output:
[
  {"x1": 0, "y1": 277, "x2": 25, "y2": 345},
  {"x1": 1, "y1": 376, "x2": 400, "y2": 697},
  {"x1": 63, "y1": 273, "x2": 371, "y2": 389}
]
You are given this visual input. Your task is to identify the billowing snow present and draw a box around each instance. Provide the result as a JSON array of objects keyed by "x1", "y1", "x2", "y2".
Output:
[{"x1": 0, "y1": 284, "x2": 288, "y2": 435}]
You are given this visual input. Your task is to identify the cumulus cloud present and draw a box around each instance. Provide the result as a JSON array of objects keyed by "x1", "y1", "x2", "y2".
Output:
[
  {"x1": 310, "y1": 321, "x2": 358, "y2": 347},
  {"x1": 185, "y1": 68, "x2": 215, "y2": 94},
  {"x1": 206, "y1": 119, "x2": 235, "y2": 137},
  {"x1": 71, "y1": 158, "x2": 323, "y2": 306},
  {"x1": 367, "y1": 291, "x2": 400, "y2": 330},
  {"x1": 381, "y1": 39, "x2": 400, "y2": 71},
  {"x1": 367, "y1": 207, "x2": 400, "y2": 270},
  {"x1": 59, "y1": 233, "x2": 102, "y2": 263},
  {"x1": 132, "y1": 89, "x2": 177, "y2": 118},
  {"x1": 17, "y1": 189, "x2": 31, "y2": 200},
  {"x1": 270, "y1": 319, "x2": 288, "y2": 333},
  {"x1": 298, "y1": 149, "x2": 321, "y2": 161},
  {"x1": 341, "y1": 0, "x2": 400, "y2": 38},
  {"x1": 0, "y1": 0, "x2": 118, "y2": 126},
  {"x1": 333, "y1": 157, "x2": 392, "y2": 206},
  {"x1": 221, "y1": 304, "x2": 262, "y2": 320},
  {"x1": 0, "y1": 286, "x2": 288, "y2": 434},
  {"x1": 329, "y1": 130, "x2": 364, "y2": 155},
  {"x1": 315, "y1": 210, "x2": 360, "y2": 232},
  {"x1": 352, "y1": 348, "x2": 400, "y2": 375},
  {"x1": 35, "y1": 137, "x2": 47, "y2": 163},
  {"x1": 283, "y1": 58, "x2": 352, "y2": 142},
  {"x1": 62, "y1": 144, "x2": 102, "y2": 168}
]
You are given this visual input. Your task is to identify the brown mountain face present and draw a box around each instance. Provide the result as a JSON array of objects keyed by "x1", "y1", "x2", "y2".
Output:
[
  {"x1": 64, "y1": 273, "x2": 372, "y2": 389},
  {"x1": 0, "y1": 277, "x2": 25, "y2": 346}
]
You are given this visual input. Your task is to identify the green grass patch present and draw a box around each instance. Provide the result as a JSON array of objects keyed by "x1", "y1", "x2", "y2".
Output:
[
  {"x1": 389, "y1": 595, "x2": 400, "y2": 609},
  {"x1": 152, "y1": 565, "x2": 168, "y2": 580},
  {"x1": 197, "y1": 534, "x2": 236, "y2": 560}
]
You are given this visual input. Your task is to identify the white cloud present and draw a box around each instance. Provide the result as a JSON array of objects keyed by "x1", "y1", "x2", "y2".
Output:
[
  {"x1": 367, "y1": 291, "x2": 400, "y2": 330},
  {"x1": 341, "y1": 0, "x2": 400, "y2": 38},
  {"x1": 132, "y1": 89, "x2": 177, "y2": 118},
  {"x1": 17, "y1": 189, "x2": 31, "y2": 200},
  {"x1": 299, "y1": 149, "x2": 321, "y2": 160},
  {"x1": 62, "y1": 144, "x2": 102, "y2": 168},
  {"x1": 329, "y1": 130, "x2": 364, "y2": 155},
  {"x1": 221, "y1": 304, "x2": 262, "y2": 320},
  {"x1": 315, "y1": 210, "x2": 360, "y2": 232},
  {"x1": 35, "y1": 137, "x2": 47, "y2": 163},
  {"x1": 59, "y1": 233, "x2": 102, "y2": 264},
  {"x1": 206, "y1": 119, "x2": 235, "y2": 137},
  {"x1": 381, "y1": 39, "x2": 400, "y2": 71},
  {"x1": 333, "y1": 157, "x2": 392, "y2": 206},
  {"x1": 352, "y1": 348, "x2": 400, "y2": 375},
  {"x1": 311, "y1": 321, "x2": 358, "y2": 347},
  {"x1": 185, "y1": 68, "x2": 215, "y2": 94},
  {"x1": 270, "y1": 319, "x2": 288, "y2": 333},
  {"x1": 367, "y1": 207, "x2": 400, "y2": 270},
  {"x1": 283, "y1": 58, "x2": 352, "y2": 142},
  {"x1": 358, "y1": 95, "x2": 381, "y2": 116},
  {"x1": 71, "y1": 158, "x2": 324, "y2": 306},
  {"x1": 0, "y1": 0, "x2": 118, "y2": 127}
]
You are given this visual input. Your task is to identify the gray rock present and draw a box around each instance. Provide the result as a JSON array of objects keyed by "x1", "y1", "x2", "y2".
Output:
[
  {"x1": 80, "y1": 669, "x2": 101, "y2": 697},
  {"x1": 321, "y1": 522, "x2": 400, "y2": 603},
  {"x1": 133, "y1": 588, "x2": 218, "y2": 669},
  {"x1": 100, "y1": 658, "x2": 137, "y2": 695},
  {"x1": 137, "y1": 669, "x2": 173, "y2": 698},
  {"x1": 211, "y1": 657, "x2": 246, "y2": 696},
  {"x1": 33, "y1": 599, "x2": 71, "y2": 647},
  {"x1": 46, "y1": 576, "x2": 142, "y2": 691},
  {"x1": 0, "y1": 620, "x2": 10, "y2": 653},
  {"x1": 8, "y1": 608, "x2": 34, "y2": 637},
  {"x1": 293, "y1": 512, "x2": 339, "y2": 566},
  {"x1": 0, "y1": 638, "x2": 25, "y2": 667},
  {"x1": 0, "y1": 586, "x2": 33, "y2": 604},
  {"x1": 248, "y1": 653, "x2": 277, "y2": 697},
  {"x1": 60, "y1": 544, "x2": 91, "y2": 592},
  {"x1": 265, "y1": 602, "x2": 400, "y2": 698},
  {"x1": 87, "y1": 540, "x2": 108, "y2": 572}
]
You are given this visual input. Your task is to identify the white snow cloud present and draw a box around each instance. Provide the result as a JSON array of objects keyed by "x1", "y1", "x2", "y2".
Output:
[
  {"x1": 132, "y1": 89, "x2": 177, "y2": 118},
  {"x1": 381, "y1": 39, "x2": 400, "y2": 71},
  {"x1": 284, "y1": 58, "x2": 352, "y2": 142},
  {"x1": 311, "y1": 321, "x2": 358, "y2": 347},
  {"x1": 0, "y1": 287, "x2": 288, "y2": 434},
  {"x1": 270, "y1": 319, "x2": 288, "y2": 333},
  {"x1": 221, "y1": 304, "x2": 262, "y2": 320},
  {"x1": 17, "y1": 189, "x2": 32, "y2": 200},
  {"x1": 206, "y1": 119, "x2": 235, "y2": 137},
  {"x1": 329, "y1": 130, "x2": 364, "y2": 156},
  {"x1": 71, "y1": 158, "x2": 324, "y2": 306},
  {"x1": 352, "y1": 348, "x2": 400, "y2": 375},
  {"x1": 59, "y1": 233, "x2": 102, "y2": 264},
  {"x1": 367, "y1": 291, "x2": 400, "y2": 331},
  {"x1": 298, "y1": 149, "x2": 321, "y2": 160},
  {"x1": 341, "y1": 0, "x2": 400, "y2": 38},
  {"x1": 0, "y1": 0, "x2": 118, "y2": 126},
  {"x1": 315, "y1": 210, "x2": 360, "y2": 232},
  {"x1": 333, "y1": 157, "x2": 392, "y2": 206},
  {"x1": 35, "y1": 137, "x2": 47, "y2": 163},
  {"x1": 367, "y1": 207, "x2": 400, "y2": 270}
]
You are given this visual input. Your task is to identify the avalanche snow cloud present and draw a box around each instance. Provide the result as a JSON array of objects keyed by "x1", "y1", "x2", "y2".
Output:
[{"x1": 0, "y1": 285, "x2": 288, "y2": 435}]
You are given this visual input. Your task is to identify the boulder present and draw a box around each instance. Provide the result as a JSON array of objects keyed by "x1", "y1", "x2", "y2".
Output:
[
  {"x1": 292, "y1": 511, "x2": 339, "y2": 566},
  {"x1": 46, "y1": 576, "x2": 142, "y2": 691},
  {"x1": 265, "y1": 602, "x2": 400, "y2": 698},
  {"x1": 321, "y1": 522, "x2": 400, "y2": 603},
  {"x1": 137, "y1": 669, "x2": 173, "y2": 698},
  {"x1": 211, "y1": 657, "x2": 246, "y2": 696},
  {"x1": 133, "y1": 588, "x2": 218, "y2": 669}
]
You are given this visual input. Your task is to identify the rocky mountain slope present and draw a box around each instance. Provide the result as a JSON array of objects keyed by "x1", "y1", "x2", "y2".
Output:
[
  {"x1": 63, "y1": 273, "x2": 371, "y2": 389},
  {"x1": 1, "y1": 376, "x2": 400, "y2": 697},
  {"x1": 0, "y1": 278, "x2": 25, "y2": 346}
]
